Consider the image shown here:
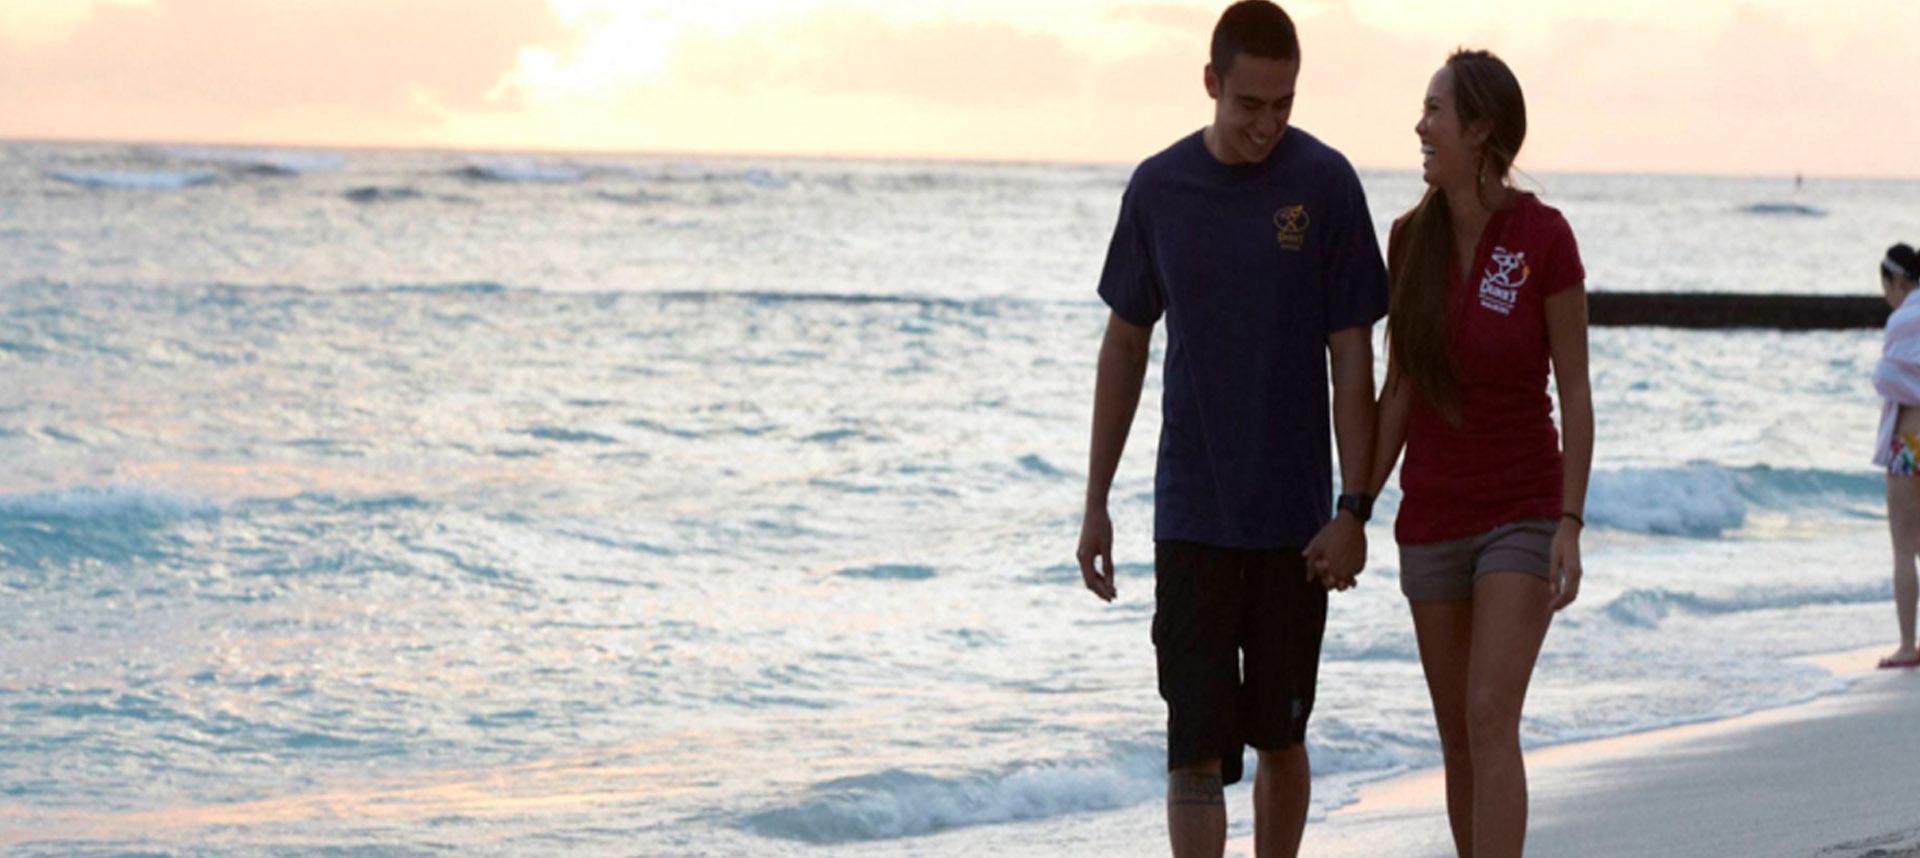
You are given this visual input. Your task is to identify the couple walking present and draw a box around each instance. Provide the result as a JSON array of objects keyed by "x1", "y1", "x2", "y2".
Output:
[{"x1": 1073, "y1": 3, "x2": 1593, "y2": 857}]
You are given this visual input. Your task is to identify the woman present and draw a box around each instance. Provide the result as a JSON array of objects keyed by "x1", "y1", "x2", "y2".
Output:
[
  {"x1": 1871, "y1": 243, "x2": 1920, "y2": 670},
  {"x1": 1362, "y1": 50, "x2": 1592, "y2": 858}
]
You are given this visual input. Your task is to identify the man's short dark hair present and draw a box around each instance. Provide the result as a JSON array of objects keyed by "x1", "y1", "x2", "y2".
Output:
[{"x1": 1211, "y1": 1, "x2": 1299, "y2": 76}]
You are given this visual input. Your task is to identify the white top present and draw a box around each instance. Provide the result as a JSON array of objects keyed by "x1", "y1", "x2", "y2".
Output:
[{"x1": 1872, "y1": 289, "x2": 1920, "y2": 464}]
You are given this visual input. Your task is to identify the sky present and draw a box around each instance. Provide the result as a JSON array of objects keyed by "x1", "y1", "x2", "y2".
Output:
[{"x1": 1, "y1": 0, "x2": 1916, "y2": 176}]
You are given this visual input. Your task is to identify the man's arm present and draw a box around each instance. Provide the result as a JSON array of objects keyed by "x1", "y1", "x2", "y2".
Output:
[
  {"x1": 1304, "y1": 325, "x2": 1377, "y2": 588},
  {"x1": 1328, "y1": 325, "x2": 1377, "y2": 507},
  {"x1": 1078, "y1": 311, "x2": 1153, "y2": 602}
]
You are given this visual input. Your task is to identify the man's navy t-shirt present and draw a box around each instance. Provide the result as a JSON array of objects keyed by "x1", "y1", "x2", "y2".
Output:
[{"x1": 1098, "y1": 128, "x2": 1388, "y2": 550}]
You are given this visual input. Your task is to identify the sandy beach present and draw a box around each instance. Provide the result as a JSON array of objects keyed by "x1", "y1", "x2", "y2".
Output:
[{"x1": 1281, "y1": 645, "x2": 1920, "y2": 858}]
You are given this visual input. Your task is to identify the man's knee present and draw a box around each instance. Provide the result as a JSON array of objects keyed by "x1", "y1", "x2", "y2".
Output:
[
  {"x1": 1255, "y1": 744, "x2": 1306, "y2": 769},
  {"x1": 1168, "y1": 763, "x2": 1225, "y2": 807}
]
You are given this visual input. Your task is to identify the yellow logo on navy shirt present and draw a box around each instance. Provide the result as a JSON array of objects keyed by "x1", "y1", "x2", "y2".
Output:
[{"x1": 1274, "y1": 205, "x2": 1309, "y2": 251}]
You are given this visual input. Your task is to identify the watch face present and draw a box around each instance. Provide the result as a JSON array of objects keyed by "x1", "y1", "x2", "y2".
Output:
[{"x1": 1339, "y1": 494, "x2": 1370, "y2": 521}]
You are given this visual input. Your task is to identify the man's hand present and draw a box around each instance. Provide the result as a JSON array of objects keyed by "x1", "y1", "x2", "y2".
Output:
[
  {"x1": 1077, "y1": 506, "x2": 1117, "y2": 602},
  {"x1": 1303, "y1": 513, "x2": 1366, "y2": 591}
]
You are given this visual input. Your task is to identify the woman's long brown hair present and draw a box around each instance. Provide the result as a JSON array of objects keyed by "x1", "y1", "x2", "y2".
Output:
[{"x1": 1388, "y1": 49, "x2": 1527, "y2": 420}]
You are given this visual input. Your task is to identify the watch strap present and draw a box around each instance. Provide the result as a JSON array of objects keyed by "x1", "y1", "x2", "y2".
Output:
[{"x1": 1336, "y1": 492, "x2": 1373, "y2": 523}]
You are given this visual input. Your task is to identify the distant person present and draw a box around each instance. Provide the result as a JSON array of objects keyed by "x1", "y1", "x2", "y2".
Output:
[
  {"x1": 1359, "y1": 50, "x2": 1593, "y2": 858},
  {"x1": 1872, "y1": 243, "x2": 1920, "y2": 670},
  {"x1": 1072, "y1": 1, "x2": 1387, "y2": 855}
]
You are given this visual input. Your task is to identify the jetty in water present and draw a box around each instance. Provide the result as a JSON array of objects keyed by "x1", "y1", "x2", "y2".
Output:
[{"x1": 1588, "y1": 293, "x2": 1887, "y2": 330}]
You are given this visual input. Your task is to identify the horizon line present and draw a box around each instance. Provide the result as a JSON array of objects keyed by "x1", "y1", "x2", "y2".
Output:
[{"x1": 5, "y1": 132, "x2": 1913, "y2": 184}]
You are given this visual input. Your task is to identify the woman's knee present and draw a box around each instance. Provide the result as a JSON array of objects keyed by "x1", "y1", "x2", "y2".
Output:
[
  {"x1": 1432, "y1": 711, "x2": 1471, "y2": 757},
  {"x1": 1888, "y1": 475, "x2": 1920, "y2": 526},
  {"x1": 1465, "y1": 692, "x2": 1521, "y2": 751}
]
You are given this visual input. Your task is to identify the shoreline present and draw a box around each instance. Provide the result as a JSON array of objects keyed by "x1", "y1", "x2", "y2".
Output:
[{"x1": 1277, "y1": 644, "x2": 1920, "y2": 858}]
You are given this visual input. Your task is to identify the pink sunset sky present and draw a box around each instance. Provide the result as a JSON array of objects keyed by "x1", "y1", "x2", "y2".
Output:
[{"x1": 2, "y1": 0, "x2": 1915, "y2": 177}]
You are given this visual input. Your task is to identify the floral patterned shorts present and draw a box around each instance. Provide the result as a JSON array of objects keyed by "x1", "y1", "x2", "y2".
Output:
[{"x1": 1891, "y1": 432, "x2": 1920, "y2": 476}]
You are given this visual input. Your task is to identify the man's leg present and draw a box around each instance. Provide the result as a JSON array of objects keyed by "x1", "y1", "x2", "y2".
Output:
[
  {"x1": 1170, "y1": 761, "x2": 1227, "y2": 858},
  {"x1": 1242, "y1": 548, "x2": 1328, "y2": 858},
  {"x1": 1253, "y1": 745, "x2": 1310, "y2": 858},
  {"x1": 1155, "y1": 540, "x2": 1243, "y2": 858}
]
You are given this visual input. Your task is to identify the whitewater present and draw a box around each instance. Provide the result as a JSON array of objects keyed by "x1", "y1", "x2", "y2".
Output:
[{"x1": 2, "y1": 140, "x2": 1919, "y2": 857}]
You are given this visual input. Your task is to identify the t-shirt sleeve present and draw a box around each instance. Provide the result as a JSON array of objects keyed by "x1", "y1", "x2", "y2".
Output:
[
  {"x1": 1322, "y1": 165, "x2": 1390, "y2": 334},
  {"x1": 1542, "y1": 210, "x2": 1586, "y2": 296},
  {"x1": 1096, "y1": 184, "x2": 1164, "y2": 327}
]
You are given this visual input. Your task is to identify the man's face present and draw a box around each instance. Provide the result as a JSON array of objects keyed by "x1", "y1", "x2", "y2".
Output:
[{"x1": 1205, "y1": 52, "x2": 1300, "y2": 165}]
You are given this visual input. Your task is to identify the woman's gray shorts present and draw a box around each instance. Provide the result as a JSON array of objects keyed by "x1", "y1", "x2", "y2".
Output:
[{"x1": 1398, "y1": 518, "x2": 1556, "y2": 602}]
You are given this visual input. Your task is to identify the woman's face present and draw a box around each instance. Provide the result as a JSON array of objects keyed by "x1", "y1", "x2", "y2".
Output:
[
  {"x1": 1884, "y1": 270, "x2": 1914, "y2": 309},
  {"x1": 1416, "y1": 65, "x2": 1483, "y2": 188}
]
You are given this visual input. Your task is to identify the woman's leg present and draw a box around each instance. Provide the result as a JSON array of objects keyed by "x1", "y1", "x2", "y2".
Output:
[
  {"x1": 1411, "y1": 600, "x2": 1476, "y2": 858},
  {"x1": 1887, "y1": 474, "x2": 1920, "y2": 660},
  {"x1": 1464, "y1": 571, "x2": 1553, "y2": 858}
]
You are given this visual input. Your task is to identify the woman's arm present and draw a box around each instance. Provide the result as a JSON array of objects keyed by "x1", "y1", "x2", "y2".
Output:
[
  {"x1": 1366, "y1": 355, "x2": 1412, "y2": 499},
  {"x1": 1545, "y1": 287, "x2": 1592, "y2": 610}
]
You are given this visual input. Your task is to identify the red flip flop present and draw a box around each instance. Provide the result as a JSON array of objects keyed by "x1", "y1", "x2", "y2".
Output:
[{"x1": 1877, "y1": 652, "x2": 1920, "y2": 669}]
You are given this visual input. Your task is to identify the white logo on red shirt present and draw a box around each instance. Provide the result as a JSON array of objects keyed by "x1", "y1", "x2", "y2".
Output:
[{"x1": 1478, "y1": 247, "x2": 1531, "y2": 315}]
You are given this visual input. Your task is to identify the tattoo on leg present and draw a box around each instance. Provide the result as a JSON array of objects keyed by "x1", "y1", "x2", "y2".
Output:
[{"x1": 1168, "y1": 771, "x2": 1225, "y2": 807}]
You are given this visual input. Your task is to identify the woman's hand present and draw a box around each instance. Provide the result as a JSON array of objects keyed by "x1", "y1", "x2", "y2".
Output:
[{"x1": 1549, "y1": 516, "x2": 1582, "y2": 611}]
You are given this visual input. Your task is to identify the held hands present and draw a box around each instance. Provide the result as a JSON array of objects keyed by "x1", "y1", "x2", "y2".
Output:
[
  {"x1": 1079, "y1": 506, "x2": 1375, "y2": 599},
  {"x1": 1077, "y1": 505, "x2": 1117, "y2": 602},
  {"x1": 1550, "y1": 517, "x2": 1583, "y2": 611},
  {"x1": 1303, "y1": 513, "x2": 1366, "y2": 592}
]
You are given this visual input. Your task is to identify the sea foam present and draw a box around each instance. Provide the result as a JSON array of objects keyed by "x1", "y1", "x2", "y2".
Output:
[
  {"x1": 1738, "y1": 202, "x2": 1827, "y2": 217},
  {"x1": 0, "y1": 484, "x2": 212, "y2": 523},
  {"x1": 456, "y1": 162, "x2": 587, "y2": 183},
  {"x1": 739, "y1": 738, "x2": 1438, "y2": 844},
  {"x1": 1584, "y1": 464, "x2": 1878, "y2": 537},
  {"x1": 0, "y1": 485, "x2": 214, "y2": 568},
  {"x1": 1602, "y1": 582, "x2": 1891, "y2": 628},
  {"x1": 161, "y1": 146, "x2": 346, "y2": 174},
  {"x1": 48, "y1": 170, "x2": 217, "y2": 189},
  {"x1": 739, "y1": 744, "x2": 1164, "y2": 844}
]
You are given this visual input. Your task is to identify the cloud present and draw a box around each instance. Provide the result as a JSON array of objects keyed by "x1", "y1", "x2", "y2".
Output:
[
  {"x1": 670, "y1": 9, "x2": 1086, "y2": 108},
  {"x1": 0, "y1": 0, "x2": 151, "y2": 50},
  {"x1": 0, "y1": 0, "x2": 568, "y2": 136},
  {"x1": 2, "y1": 0, "x2": 1916, "y2": 177},
  {"x1": 1221, "y1": 0, "x2": 1920, "y2": 178},
  {"x1": 1101, "y1": 3, "x2": 1216, "y2": 33},
  {"x1": 1505, "y1": 4, "x2": 1920, "y2": 176}
]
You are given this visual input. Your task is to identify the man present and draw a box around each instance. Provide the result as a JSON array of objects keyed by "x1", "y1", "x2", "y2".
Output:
[{"x1": 1073, "y1": 3, "x2": 1386, "y2": 856}]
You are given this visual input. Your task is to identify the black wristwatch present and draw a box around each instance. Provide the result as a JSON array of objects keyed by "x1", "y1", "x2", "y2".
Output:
[{"x1": 1336, "y1": 493, "x2": 1373, "y2": 523}]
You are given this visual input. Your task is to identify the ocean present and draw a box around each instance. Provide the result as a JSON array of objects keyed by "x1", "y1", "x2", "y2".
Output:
[{"x1": 3, "y1": 140, "x2": 1918, "y2": 857}]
